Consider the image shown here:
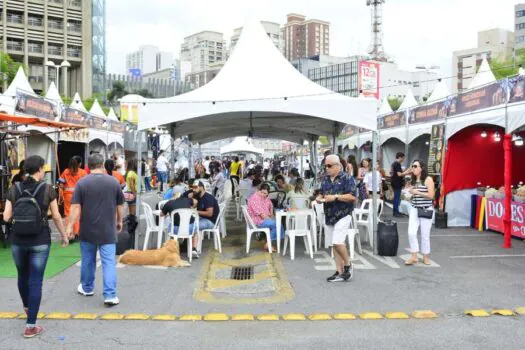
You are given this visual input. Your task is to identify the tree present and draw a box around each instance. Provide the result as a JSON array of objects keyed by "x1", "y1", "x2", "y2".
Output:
[
  {"x1": 488, "y1": 49, "x2": 525, "y2": 80},
  {"x1": 107, "y1": 81, "x2": 128, "y2": 102},
  {"x1": 0, "y1": 52, "x2": 25, "y2": 87},
  {"x1": 61, "y1": 95, "x2": 72, "y2": 106},
  {"x1": 387, "y1": 97, "x2": 403, "y2": 111},
  {"x1": 318, "y1": 136, "x2": 330, "y2": 145},
  {"x1": 133, "y1": 88, "x2": 154, "y2": 98}
]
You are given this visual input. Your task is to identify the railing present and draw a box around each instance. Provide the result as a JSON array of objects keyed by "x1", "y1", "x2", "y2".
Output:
[
  {"x1": 48, "y1": 21, "x2": 63, "y2": 30},
  {"x1": 48, "y1": 47, "x2": 63, "y2": 55},
  {"x1": 7, "y1": 42, "x2": 24, "y2": 52},
  {"x1": 69, "y1": 0, "x2": 81, "y2": 7},
  {"x1": 48, "y1": 0, "x2": 63, "y2": 5},
  {"x1": 7, "y1": 14, "x2": 23, "y2": 24},
  {"x1": 68, "y1": 48, "x2": 81, "y2": 57},
  {"x1": 67, "y1": 24, "x2": 81, "y2": 33},
  {"x1": 29, "y1": 75, "x2": 44, "y2": 83},
  {"x1": 28, "y1": 17, "x2": 43, "y2": 27},
  {"x1": 28, "y1": 44, "x2": 43, "y2": 53}
]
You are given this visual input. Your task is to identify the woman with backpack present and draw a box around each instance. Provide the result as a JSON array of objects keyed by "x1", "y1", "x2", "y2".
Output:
[
  {"x1": 3, "y1": 155, "x2": 68, "y2": 338},
  {"x1": 59, "y1": 156, "x2": 86, "y2": 240}
]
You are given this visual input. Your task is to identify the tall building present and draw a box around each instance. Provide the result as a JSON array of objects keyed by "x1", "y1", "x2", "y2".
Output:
[
  {"x1": 452, "y1": 28, "x2": 514, "y2": 93},
  {"x1": 126, "y1": 45, "x2": 174, "y2": 75},
  {"x1": 282, "y1": 13, "x2": 330, "y2": 62},
  {"x1": 516, "y1": 3, "x2": 525, "y2": 49},
  {"x1": 0, "y1": 0, "x2": 105, "y2": 98},
  {"x1": 230, "y1": 21, "x2": 283, "y2": 54},
  {"x1": 180, "y1": 31, "x2": 226, "y2": 73},
  {"x1": 156, "y1": 51, "x2": 173, "y2": 71}
]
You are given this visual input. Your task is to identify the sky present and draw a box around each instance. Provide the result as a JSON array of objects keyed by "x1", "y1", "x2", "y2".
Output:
[{"x1": 106, "y1": 0, "x2": 518, "y2": 87}]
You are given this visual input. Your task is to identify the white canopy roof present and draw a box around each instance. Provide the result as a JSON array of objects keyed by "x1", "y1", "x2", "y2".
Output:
[
  {"x1": 107, "y1": 108, "x2": 119, "y2": 121},
  {"x1": 89, "y1": 99, "x2": 106, "y2": 118},
  {"x1": 467, "y1": 58, "x2": 496, "y2": 90},
  {"x1": 4, "y1": 66, "x2": 35, "y2": 97},
  {"x1": 136, "y1": 19, "x2": 377, "y2": 144},
  {"x1": 378, "y1": 98, "x2": 393, "y2": 115},
  {"x1": 220, "y1": 137, "x2": 264, "y2": 155},
  {"x1": 427, "y1": 79, "x2": 449, "y2": 102},
  {"x1": 45, "y1": 82, "x2": 63, "y2": 103},
  {"x1": 398, "y1": 89, "x2": 418, "y2": 110},
  {"x1": 70, "y1": 93, "x2": 87, "y2": 112}
]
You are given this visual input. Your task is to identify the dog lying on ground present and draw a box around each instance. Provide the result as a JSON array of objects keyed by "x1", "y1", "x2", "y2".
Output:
[{"x1": 119, "y1": 239, "x2": 190, "y2": 267}]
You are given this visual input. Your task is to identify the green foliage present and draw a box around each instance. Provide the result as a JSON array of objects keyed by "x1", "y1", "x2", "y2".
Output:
[
  {"x1": 132, "y1": 89, "x2": 154, "y2": 98},
  {"x1": 488, "y1": 50, "x2": 525, "y2": 80},
  {"x1": 318, "y1": 136, "x2": 329, "y2": 145},
  {"x1": 108, "y1": 81, "x2": 128, "y2": 102},
  {"x1": 83, "y1": 96, "x2": 96, "y2": 111},
  {"x1": 0, "y1": 52, "x2": 25, "y2": 86},
  {"x1": 387, "y1": 97, "x2": 402, "y2": 111},
  {"x1": 61, "y1": 95, "x2": 72, "y2": 106}
]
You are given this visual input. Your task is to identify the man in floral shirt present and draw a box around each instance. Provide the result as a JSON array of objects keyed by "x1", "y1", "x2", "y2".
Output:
[{"x1": 316, "y1": 155, "x2": 357, "y2": 282}]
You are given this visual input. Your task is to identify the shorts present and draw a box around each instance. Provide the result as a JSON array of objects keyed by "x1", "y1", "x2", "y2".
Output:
[{"x1": 324, "y1": 215, "x2": 353, "y2": 245}]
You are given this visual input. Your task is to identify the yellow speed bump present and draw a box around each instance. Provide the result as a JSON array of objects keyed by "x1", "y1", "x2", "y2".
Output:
[
  {"x1": 231, "y1": 314, "x2": 255, "y2": 321},
  {"x1": 465, "y1": 310, "x2": 490, "y2": 317},
  {"x1": 204, "y1": 313, "x2": 229, "y2": 321},
  {"x1": 333, "y1": 313, "x2": 357, "y2": 320},
  {"x1": 73, "y1": 313, "x2": 98, "y2": 320},
  {"x1": 385, "y1": 312, "x2": 410, "y2": 319},
  {"x1": 308, "y1": 313, "x2": 332, "y2": 321},
  {"x1": 257, "y1": 314, "x2": 280, "y2": 321},
  {"x1": 359, "y1": 312, "x2": 383, "y2": 320},
  {"x1": 282, "y1": 313, "x2": 306, "y2": 321},
  {"x1": 0, "y1": 312, "x2": 20, "y2": 319},
  {"x1": 412, "y1": 310, "x2": 438, "y2": 319},
  {"x1": 124, "y1": 314, "x2": 150, "y2": 320},
  {"x1": 18, "y1": 312, "x2": 45, "y2": 319},
  {"x1": 152, "y1": 315, "x2": 177, "y2": 321},
  {"x1": 100, "y1": 313, "x2": 125, "y2": 320},
  {"x1": 45, "y1": 312, "x2": 72, "y2": 320},
  {"x1": 491, "y1": 309, "x2": 515, "y2": 316},
  {"x1": 179, "y1": 314, "x2": 202, "y2": 321},
  {"x1": 516, "y1": 307, "x2": 525, "y2": 315}
]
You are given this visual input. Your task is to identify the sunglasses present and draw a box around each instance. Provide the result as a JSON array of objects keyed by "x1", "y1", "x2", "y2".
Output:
[
  {"x1": 326, "y1": 164, "x2": 337, "y2": 169},
  {"x1": 412, "y1": 165, "x2": 419, "y2": 168}
]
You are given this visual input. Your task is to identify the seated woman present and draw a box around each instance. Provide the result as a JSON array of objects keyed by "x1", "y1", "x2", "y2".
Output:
[
  {"x1": 163, "y1": 179, "x2": 186, "y2": 200},
  {"x1": 286, "y1": 178, "x2": 310, "y2": 209},
  {"x1": 247, "y1": 183, "x2": 282, "y2": 252}
]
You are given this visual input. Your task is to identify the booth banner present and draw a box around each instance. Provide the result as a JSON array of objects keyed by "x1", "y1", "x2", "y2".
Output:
[
  {"x1": 408, "y1": 101, "x2": 447, "y2": 125},
  {"x1": 15, "y1": 90, "x2": 58, "y2": 120},
  {"x1": 485, "y1": 198, "x2": 525, "y2": 238},
  {"x1": 509, "y1": 75, "x2": 525, "y2": 103},
  {"x1": 88, "y1": 115, "x2": 106, "y2": 130},
  {"x1": 59, "y1": 129, "x2": 89, "y2": 143},
  {"x1": 377, "y1": 111, "x2": 406, "y2": 130},
  {"x1": 449, "y1": 82, "x2": 506, "y2": 116},
  {"x1": 110, "y1": 120, "x2": 126, "y2": 134},
  {"x1": 121, "y1": 104, "x2": 139, "y2": 124},
  {"x1": 427, "y1": 124, "x2": 445, "y2": 175},
  {"x1": 62, "y1": 107, "x2": 90, "y2": 126},
  {"x1": 340, "y1": 125, "x2": 357, "y2": 138},
  {"x1": 359, "y1": 61, "x2": 380, "y2": 99}
]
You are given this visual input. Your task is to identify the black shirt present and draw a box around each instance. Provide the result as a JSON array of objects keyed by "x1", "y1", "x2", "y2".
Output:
[
  {"x1": 197, "y1": 192, "x2": 219, "y2": 224},
  {"x1": 391, "y1": 160, "x2": 403, "y2": 190},
  {"x1": 161, "y1": 197, "x2": 194, "y2": 226},
  {"x1": 11, "y1": 173, "x2": 25, "y2": 184},
  {"x1": 7, "y1": 179, "x2": 56, "y2": 246}
]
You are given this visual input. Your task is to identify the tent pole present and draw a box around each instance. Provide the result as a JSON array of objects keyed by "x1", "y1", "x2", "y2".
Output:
[
  {"x1": 188, "y1": 140, "x2": 194, "y2": 178},
  {"x1": 300, "y1": 142, "x2": 304, "y2": 178},
  {"x1": 404, "y1": 108, "x2": 409, "y2": 167},
  {"x1": 503, "y1": 98, "x2": 512, "y2": 249},
  {"x1": 371, "y1": 131, "x2": 379, "y2": 254},
  {"x1": 135, "y1": 130, "x2": 143, "y2": 250}
]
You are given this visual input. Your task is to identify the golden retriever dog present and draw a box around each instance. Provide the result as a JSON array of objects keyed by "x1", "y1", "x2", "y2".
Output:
[{"x1": 119, "y1": 239, "x2": 190, "y2": 267}]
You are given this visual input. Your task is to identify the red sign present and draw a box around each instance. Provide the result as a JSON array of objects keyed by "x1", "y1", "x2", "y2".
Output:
[
  {"x1": 359, "y1": 61, "x2": 380, "y2": 99},
  {"x1": 485, "y1": 198, "x2": 525, "y2": 238}
]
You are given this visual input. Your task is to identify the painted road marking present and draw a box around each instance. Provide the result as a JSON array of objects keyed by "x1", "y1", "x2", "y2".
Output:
[
  {"x1": 450, "y1": 254, "x2": 525, "y2": 259},
  {"x1": 432, "y1": 234, "x2": 490, "y2": 237},
  {"x1": 313, "y1": 251, "x2": 377, "y2": 270},
  {"x1": 362, "y1": 249, "x2": 400, "y2": 268}
]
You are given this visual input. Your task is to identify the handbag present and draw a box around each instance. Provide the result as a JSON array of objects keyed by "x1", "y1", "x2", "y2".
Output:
[
  {"x1": 417, "y1": 207, "x2": 433, "y2": 219},
  {"x1": 124, "y1": 191, "x2": 136, "y2": 202}
]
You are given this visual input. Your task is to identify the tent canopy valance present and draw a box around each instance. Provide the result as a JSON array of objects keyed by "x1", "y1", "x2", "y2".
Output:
[{"x1": 135, "y1": 19, "x2": 377, "y2": 144}]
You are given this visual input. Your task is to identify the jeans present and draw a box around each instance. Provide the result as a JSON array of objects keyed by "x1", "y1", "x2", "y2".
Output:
[
  {"x1": 157, "y1": 171, "x2": 168, "y2": 192},
  {"x1": 230, "y1": 175, "x2": 239, "y2": 196},
  {"x1": 393, "y1": 188, "x2": 402, "y2": 215},
  {"x1": 80, "y1": 242, "x2": 117, "y2": 299},
  {"x1": 258, "y1": 219, "x2": 284, "y2": 241},
  {"x1": 171, "y1": 218, "x2": 214, "y2": 235},
  {"x1": 144, "y1": 177, "x2": 152, "y2": 191},
  {"x1": 11, "y1": 244, "x2": 50, "y2": 325},
  {"x1": 408, "y1": 206, "x2": 433, "y2": 254}
]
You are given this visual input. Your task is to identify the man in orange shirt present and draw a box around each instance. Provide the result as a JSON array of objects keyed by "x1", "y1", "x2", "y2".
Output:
[{"x1": 59, "y1": 156, "x2": 86, "y2": 239}]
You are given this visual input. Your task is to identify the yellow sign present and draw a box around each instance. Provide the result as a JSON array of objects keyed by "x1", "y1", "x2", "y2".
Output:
[{"x1": 121, "y1": 104, "x2": 139, "y2": 124}]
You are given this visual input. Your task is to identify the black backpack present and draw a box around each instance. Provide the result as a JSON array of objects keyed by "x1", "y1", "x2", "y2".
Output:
[{"x1": 12, "y1": 182, "x2": 47, "y2": 236}]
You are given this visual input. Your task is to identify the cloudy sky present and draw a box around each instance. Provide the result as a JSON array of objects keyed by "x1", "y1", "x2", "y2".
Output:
[{"x1": 107, "y1": 0, "x2": 518, "y2": 86}]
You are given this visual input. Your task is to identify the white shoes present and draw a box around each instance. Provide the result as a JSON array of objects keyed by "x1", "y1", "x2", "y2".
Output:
[
  {"x1": 77, "y1": 284, "x2": 94, "y2": 296},
  {"x1": 104, "y1": 297, "x2": 120, "y2": 307}
]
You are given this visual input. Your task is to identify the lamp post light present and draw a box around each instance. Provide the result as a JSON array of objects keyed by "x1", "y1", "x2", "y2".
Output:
[
  {"x1": 415, "y1": 64, "x2": 440, "y2": 101},
  {"x1": 45, "y1": 60, "x2": 71, "y2": 96}
]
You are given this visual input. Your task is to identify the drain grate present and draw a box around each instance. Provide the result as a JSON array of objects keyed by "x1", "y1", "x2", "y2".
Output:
[{"x1": 230, "y1": 266, "x2": 254, "y2": 280}]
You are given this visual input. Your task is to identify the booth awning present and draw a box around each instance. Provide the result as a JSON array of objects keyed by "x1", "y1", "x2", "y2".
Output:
[{"x1": 0, "y1": 112, "x2": 85, "y2": 130}]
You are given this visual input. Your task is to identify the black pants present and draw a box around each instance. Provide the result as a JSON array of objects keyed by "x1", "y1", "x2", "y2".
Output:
[{"x1": 230, "y1": 175, "x2": 239, "y2": 195}]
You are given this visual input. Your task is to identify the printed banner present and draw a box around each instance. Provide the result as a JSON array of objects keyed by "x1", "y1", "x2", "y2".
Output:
[
  {"x1": 378, "y1": 111, "x2": 406, "y2": 130},
  {"x1": 449, "y1": 81, "x2": 506, "y2": 115},
  {"x1": 509, "y1": 75, "x2": 525, "y2": 103},
  {"x1": 110, "y1": 120, "x2": 126, "y2": 134},
  {"x1": 485, "y1": 198, "x2": 525, "y2": 238},
  {"x1": 59, "y1": 129, "x2": 89, "y2": 143},
  {"x1": 427, "y1": 124, "x2": 445, "y2": 175},
  {"x1": 62, "y1": 107, "x2": 90, "y2": 126},
  {"x1": 408, "y1": 100, "x2": 447, "y2": 125},
  {"x1": 88, "y1": 115, "x2": 106, "y2": 130},
  {"x1": 15, "y1": 89, "x2": 58, "y2": 120},
  {"x1": 340, "y1": 125, "x2": 358, "y2": 138},
  {"x1": 359, "y1": 61, "x2": 380, "y2": 99}
]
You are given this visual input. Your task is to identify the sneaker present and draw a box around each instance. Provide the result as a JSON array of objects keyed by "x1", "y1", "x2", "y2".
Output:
[
  {"x1": 326, "y1": 271, "x2": 339, "y2": 282},
  {"x1": 104, "y1": 297, "x2": 120, "y2": 307},
  {"x1": 328, "y1": 274, "x2": 345, "y2": 282},
  {"x1": 77, "y1": 284, "x2": 94, "y2": 296},
  {"x1": 23, "y1": 326, "x2": 44, "y2": 338},
  {"x1": 341, "y1": 264, "x2": 354, "y2": 281},
  {"x1": 192, "y1": 249, "x2": 200, "y2": 259}
]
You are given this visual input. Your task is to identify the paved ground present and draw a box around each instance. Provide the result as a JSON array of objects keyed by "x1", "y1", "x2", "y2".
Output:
[{"x1": 1, "y1": 191, "x2": 524, "y2": 348}]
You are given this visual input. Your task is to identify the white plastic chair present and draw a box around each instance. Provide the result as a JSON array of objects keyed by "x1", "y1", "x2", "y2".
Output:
[
  {"x1": 198, "y1": 203, "x2": 226, "y2": 254},
  {"x1": 354, "y1": 198, "x2": 384, "y2": 244},
  {"x1": 168, "y1": 209, "x2": 199, "y2": 263},
  {"x1": 142, "y1": 203, "x2": 164, "y2": 251},
  {"x1": 241, "y1": 205, "x2": 272, "y2": 254},
  {"x1": 287, "y1": 195, "x2": 310, "y2": 210},
  {"x1": 158, "y1": 199, "x2": 169, "y2": 210},
  {"x1": 313, "y1": 202, "x2": 327, "y2": 249},
  {"x1": 283, "y1": 210, "x2": 314, "y2": 260},
  {"x1": 236, "y1": 188, "x2": 251, "y2": 221}
]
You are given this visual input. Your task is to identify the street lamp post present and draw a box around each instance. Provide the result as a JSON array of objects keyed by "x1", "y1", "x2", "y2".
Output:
[
  {"x1": 415, "y1": 64, "x2": 440, "y2": 101},
  {"x1": 45, "y1": 60, "x2": 71, "y2": 96}
]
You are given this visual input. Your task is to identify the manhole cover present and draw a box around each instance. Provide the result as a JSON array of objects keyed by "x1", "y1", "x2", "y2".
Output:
[{"x1": 230, "y1": 266, "x2": 254, "y2": 280}]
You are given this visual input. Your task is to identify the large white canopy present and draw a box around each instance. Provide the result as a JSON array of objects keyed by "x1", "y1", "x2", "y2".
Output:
[
  {"x1": 70, "y1": 92, "x2": 87, "y2": 112},
  {"x1": 467, "y1": 58, "x2": 496, "y2": 90},
  {"x1": 378, "y1": 98, "x2": 393, "y2": 115},
  {"x1": 427, "y1": 79, "x2": 450, "y2": 102},
  {"x1": 45, "y1": 82, "x2": 62, "y2": 103},
  {"x1": 0, "y1": 66, "x2": 35, "y2": 113},
  {"x1": 89, "y1": 99, "x2": 106, "y2": 118},
  {"x1": 220, "y1": 137, "x2": 264, "y2": 155},
  {"x1": 136, "y1": 19, "x2": 377, "y2": 144},
  {"x1": 107, "y1": 108, "x2": 119, "y2": 121},
  {"x1": 398, "y1": 89, "x2": 418, "y2": 110}
]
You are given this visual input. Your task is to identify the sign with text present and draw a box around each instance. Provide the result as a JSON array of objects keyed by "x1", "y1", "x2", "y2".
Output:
[
  {"x1": 485, "y1": 198, "x2": 525, "y2": 238},
  {"x1": 120, "y1": 104, "x2": 139, "y2": 124},
  {"x1": 88, "y1": 115, "x2": 106, "y2": 130},
  {"x1": 340, "y1": 125, "x2": 358, "y2": 138},
  {"x1": 359, "y1": 61, "x2": 380, "y2": 99},
  {"x1": 59, "y1": 129, "x2": 89, "y2": 143},
  {"x1": 15, "y1": 89, "x2": 58, "y2": 120},
  {"x1": 110, "y1": 120, "x2": 126, "y2": 134},
  {"x1": 408, "y1": 100, "x2": 447, "y2": 125},
  {"x1": 427, "y1": 124, "x2": 445, "y2": 175},
  {"x1": 377, "y1": 111, "x2": 406, "y2": 130},
  {"x1": 509, "y1": 75, "x2": 525, "y2": 103},
  {"x1": 449, "y1": 82, "x2": 505, "y2": 115},
  {"x1": 62, "y1": 107, "x2": 90, "y2": 126}
]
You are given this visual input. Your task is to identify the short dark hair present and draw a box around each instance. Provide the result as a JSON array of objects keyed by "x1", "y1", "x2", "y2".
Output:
[
  {"x1": 274, "y1": 174, "x2": 285, "y2": 183},
  {"x1": 396, "y1": 152, "x2": 405, "y2": 159},
  {"x1": 290, "y1": 168, "x2": 300, "y2": 177},
  {"x1": 252, "y1": 178, "x2": 262, "y2": 188},
  {"x1": 24, "y1": 155, "x2": 45, "y2": 175},
  {"x1": 88, "y1": 153, "x2": 105, "y2": 170},
  {"x1": 104, "y1": 159, "x2": 115, "y2": 175},
  {"x1": 259, "y1": 183, "x2": 270, "y2": 192},
  {"x1": 188, "y1": 178, "x2": 196, "y2": 187}
]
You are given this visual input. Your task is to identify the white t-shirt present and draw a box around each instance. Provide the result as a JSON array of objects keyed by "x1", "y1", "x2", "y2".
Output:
[
  {"x1": 263, "y1": 161, "x2": 270, "y2": 170},
  {"x1": 364, "y1": 171, "x2": 382, "y2": 193},
  {"x1": 203, "y1": 160, "x2": 211, "y2": 174},
  {"x1": 156, "y1": 155, "x2": 169, "y2": 172}
]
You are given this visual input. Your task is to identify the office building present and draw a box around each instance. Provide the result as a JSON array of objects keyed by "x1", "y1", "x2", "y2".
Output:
[
  {"x1": 516, "y1": 3, "x2": 525, "y2": 49},
  {"x1": 126, "y1": 45, "x2": 174, "y2": 76},
  {"x1": 185, "y1": 62, "x2": 224, "y2": 89},
  {"x1": 452, "y1": 28, "x2": 514, "y2": 93},
  {"x1": 230, "y1": 21, "x2": 283, "y2": 54},
  {"x1": 292, "y1": 54, "x2": 356, "y2": 77},
  {"x1": 180, "y1": 31, "x2": 226, "y2": 73},
  {"x1": 0, "y1": 0, "x2": 105, "y2": 98},
  {"x1": 282, "y1": 13, "x2": 330, "y2": 62}
]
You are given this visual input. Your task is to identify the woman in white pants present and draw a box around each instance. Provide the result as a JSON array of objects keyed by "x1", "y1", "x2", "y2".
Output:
[{"x1": 405, "y1": 160, "x2": 435, "y2": 266}]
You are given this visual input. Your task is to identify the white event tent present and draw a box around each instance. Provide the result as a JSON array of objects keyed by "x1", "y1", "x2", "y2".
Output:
[{"x1": 220, "y1": 137, "x2": 264, "y2": 155}]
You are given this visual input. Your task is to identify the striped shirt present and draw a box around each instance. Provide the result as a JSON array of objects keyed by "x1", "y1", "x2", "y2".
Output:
[{"x1": 411, "y1": 180, "x2": 433, "y2": 208}]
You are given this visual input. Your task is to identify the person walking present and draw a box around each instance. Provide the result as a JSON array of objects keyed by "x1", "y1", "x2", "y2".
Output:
[
  {"x1": 3, "y1": 155, "x2": 68, "y2": 338},
  {"x1": 156, "y1": 151, "x2": 169, "y2": 192},
  {"x1": 125, "y1": 159, "x2": 138, "y2": 217},
  {"x1": 391, "y1": 152, "x2": 412, "y2": 217},
  {"x1": 104, "y1": 159, "x2": 126, "y2": 188},
  {"x1": 229, "y1": 156, "x2": 241, "y2": 196},
  {"x1": 316, "y1": 155, "x2": 356, "y2": 282},
  {"x1": 142, "y1": 158, "x2": 152, "y2": 192},
  {"x1": 67, "y1": 153, "x2": 125, "y2": 306},
  {"x1": 405, "y1": 160, "x2": 435, "y2": 266},
  {"x1": 59, "y1": 156, "x2": 86, "y2": 240}
]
